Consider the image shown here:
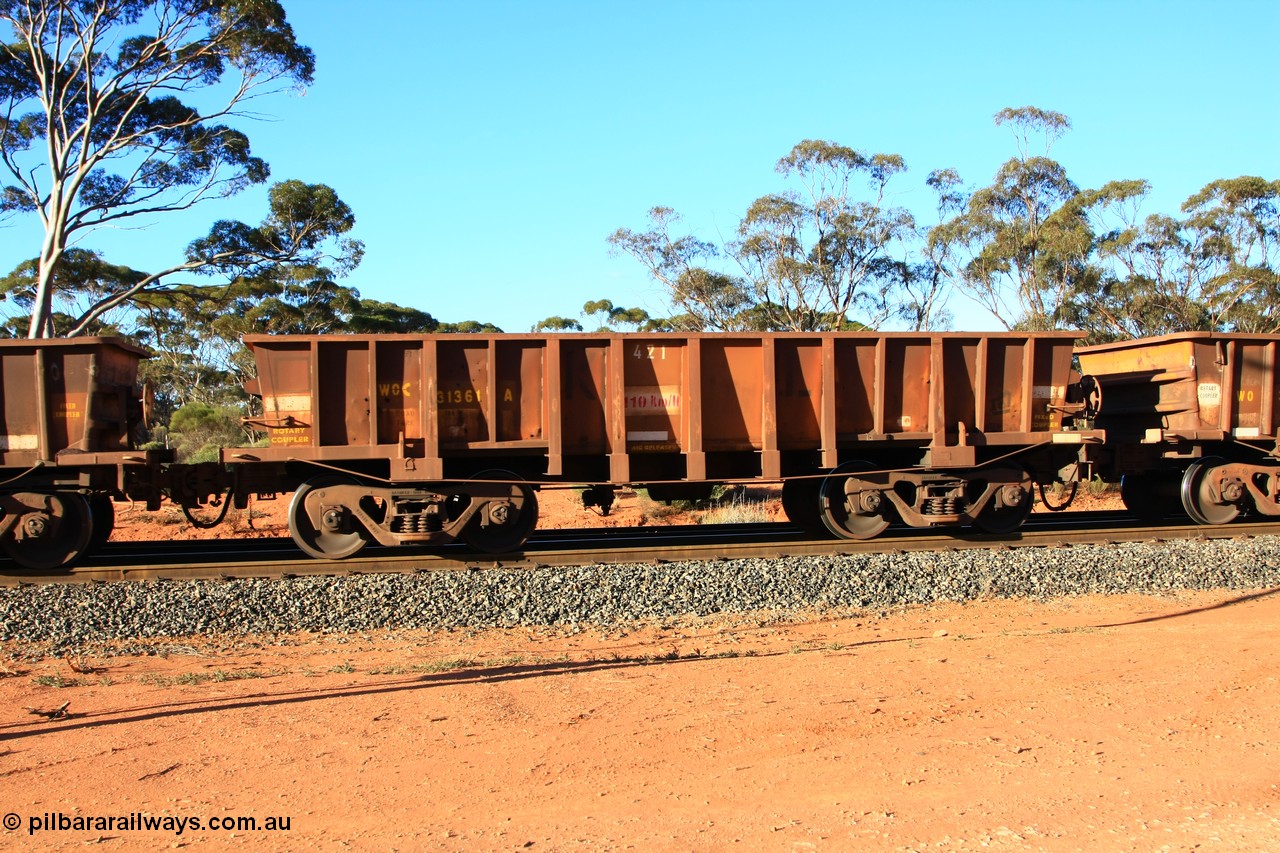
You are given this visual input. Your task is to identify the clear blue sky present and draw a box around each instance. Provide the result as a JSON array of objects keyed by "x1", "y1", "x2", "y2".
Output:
[{"x1": 4, "y1": 0, "x2": 1278, "y2": 332}]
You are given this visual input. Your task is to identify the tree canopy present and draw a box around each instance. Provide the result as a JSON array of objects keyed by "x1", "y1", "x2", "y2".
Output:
[
  {"x1": 0, "y1": 0, "x2": 352, "y2": 337},
  {"x1": 609, "y1": 141, "x2": 918, "y2": 332},
  {"x1": 610, "y1": 112, "x2": 1277, "y2": 341}
]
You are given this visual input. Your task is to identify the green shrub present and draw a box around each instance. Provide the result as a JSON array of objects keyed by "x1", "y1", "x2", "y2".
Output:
[{"x1": 168, "y1": 403, "x2": 246, "y2": 463}]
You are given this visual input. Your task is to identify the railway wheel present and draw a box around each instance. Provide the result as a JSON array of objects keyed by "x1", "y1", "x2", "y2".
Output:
[
  {"x1": 87, "y1": 494, "x2": 116, "y2": 553},
  {"x1": 2, "y1": 492, "x2": 93, "y2": 570},
  {"x1": 819, "y1": 462, "x2": 892, "y2": 540},
  {"x1": 1120, "y1": 472, "x2": 1182, "y2": 522},
  {"x1": 1180, "y1": 457, "x2": 1242, "y2": 526},
  {"x1": 462, "y1": 470, "x2": 538, "y2": 554},
  {"x1": 781, "y1": 477, "x2": 826, "y2": 536},
  {"x1": 971, "y1": 467, "x2": 1034, "y2": 535},
  {"x1": 289, "y1": 475, "x2": 370, "y2": 560}
]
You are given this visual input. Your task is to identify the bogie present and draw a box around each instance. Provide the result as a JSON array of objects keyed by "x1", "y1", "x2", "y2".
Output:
[{"x1": 285, "y1": 470, "x2": 539, "y2": 560}]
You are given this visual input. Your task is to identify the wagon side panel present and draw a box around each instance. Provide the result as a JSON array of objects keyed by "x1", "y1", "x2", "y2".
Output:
[
  {"x1": 774, "y1": 339, "x2": 822, "y2": 450},
  {"x1": 700, "y1": 338, "x2": 763, "y2": 452}
]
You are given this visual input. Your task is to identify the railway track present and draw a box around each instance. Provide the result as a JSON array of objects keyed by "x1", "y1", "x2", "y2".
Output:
[{"x1": 3, "y1": 512, "x2": 1275, "y2": 587}]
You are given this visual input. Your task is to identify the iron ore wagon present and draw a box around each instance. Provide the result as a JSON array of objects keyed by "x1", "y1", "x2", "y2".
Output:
[
  {"x1": 233, "y1": 331, "x2": 1103, "y2": 558},
  {"x1": 25, "y1": 330, "x2": 1252, "y2": 570}
]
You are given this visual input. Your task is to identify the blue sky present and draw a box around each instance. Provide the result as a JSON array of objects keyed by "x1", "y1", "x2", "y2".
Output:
[{"x1": 3, "y1": 0, "x2": 1278, "y2": 332}]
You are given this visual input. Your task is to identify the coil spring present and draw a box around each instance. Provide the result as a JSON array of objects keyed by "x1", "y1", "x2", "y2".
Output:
[
  {"x1": 922, "y1": 497, "x2": 961, "y2": 516},
  {"x1": 394, "y1": 512, "x2": 444, "y2": 533}
]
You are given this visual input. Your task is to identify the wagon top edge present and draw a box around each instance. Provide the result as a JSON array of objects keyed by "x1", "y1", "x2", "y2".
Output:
[
  {"x1": 240, "y1": 330, "x2": 1086, "y2": 348},
  {"x1": 1076, "y1": 331, "x2": 1280, "y2": 354},
  {"x1": 0, "y1": 336, "x2": 152, "y2": 358}
]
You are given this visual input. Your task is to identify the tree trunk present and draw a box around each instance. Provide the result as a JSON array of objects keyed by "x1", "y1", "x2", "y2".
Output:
[{"x1": 28, "y1": 237, "x2": 63, "y2": 339}]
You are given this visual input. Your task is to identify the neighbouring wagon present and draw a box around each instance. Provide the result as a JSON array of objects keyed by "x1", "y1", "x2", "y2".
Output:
[
  {"x1": 0, "y1": 338, "x2": 253, "y2": 571},
  {"x1": 0, "y1": 337, "x2": 158, "y2": 568},
  {"x1": 1077, "y1": 332, "x2": 1280, "y2": 524}
]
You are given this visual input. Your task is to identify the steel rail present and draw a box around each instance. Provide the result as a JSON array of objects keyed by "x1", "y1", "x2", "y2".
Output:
[{"x1": 2, "y1": 513, "x2": 1276, "y2": 587}]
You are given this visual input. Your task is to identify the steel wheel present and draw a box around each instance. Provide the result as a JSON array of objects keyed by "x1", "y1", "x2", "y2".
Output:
[
  {"x1": 1120, "y1": 472, "x2": 1182, "y2": 522},
  {"x1": 972, "y1": 467, "x2": 1033, "y2": 535},
  {"x1": 1180, "y1": 458, "x2": 1241, "y2": 526},
  {"x1": 289, "y1": 475, "x2": 370, "y2": 560},
  {"x1": 87, "y1": 494, "x2": 116, "y2": 553},
  {"x1": 462, "y1": 470, "x2": 538, "y2": 554},
  {"x1": 781, "y1": 477, "x2": 826, "y2": 536},
  {"x1": 819, "y1": 462, "x2": 892, "y2": 540},
  {"x1": 2, "y1": 492, "x2": 93, "y2": 570},
  {"x1": 1120, "y1": 473, "x2": 1153, "y2": 519}
]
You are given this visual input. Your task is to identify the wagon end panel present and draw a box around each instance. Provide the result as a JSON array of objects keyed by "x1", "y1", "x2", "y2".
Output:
[
  {"x1": 0, "y1": 347, "x2": 40, "y2": 461},
  {"x1": 0, "y1": 338, "x2": 150, "y2": 467},
  {"x1": 251, "y1": 340, "x2": 317, "y2": 449},
  {"x1": 1077, "y1": 334, "x2": 1214, "y2": 439}
]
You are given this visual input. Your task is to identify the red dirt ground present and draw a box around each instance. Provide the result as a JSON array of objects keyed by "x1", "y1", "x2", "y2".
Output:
[
  {"x1": 9, "y1": 487, "x2": 1277, "y2": 850},
  {"x1": 3, "y1": 590, "x2": 1279, "y2": 850}
]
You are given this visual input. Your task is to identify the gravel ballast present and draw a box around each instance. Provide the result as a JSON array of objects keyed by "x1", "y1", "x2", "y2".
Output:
[{"x1": 3, "y1": 536, "x2": 1280, "y2": 652}]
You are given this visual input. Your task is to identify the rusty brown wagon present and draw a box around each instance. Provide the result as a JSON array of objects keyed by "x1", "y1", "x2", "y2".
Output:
[
  {"x1": 0, "y1": 338, "x2": 161, "y2": 568},
  {"x1": 1077, "y1": 332, "x2": 1280, "y2": 525},
  {"x1": 234, "y1": 331, "x2": 1103, "y2": 559},
  {"x1": 0, "y1": 338, "x2": 249, "y2": 570}
]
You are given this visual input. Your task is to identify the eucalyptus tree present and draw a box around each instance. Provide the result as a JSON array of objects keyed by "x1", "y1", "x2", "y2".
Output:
[
  {"x1": 929, "y1": 107, "x2": 1097, "y2": 330},
  {"x1": 132, "y1": 282, "x2": 247, "y2": 418},
  {"x1": 346, "y1": 299, "x2": 440, "y2": 334},
  {"x1": 437, "y1": 320, "x2": 502, "y2": 334},
  {"x1": 1181, "y1": 177, "x2": 1280, "y2": 332},
  {"x1": 0, "y1": 246, "x2": 142, "y2": 334},
  {"x1": 892, "y1": 168, "x2": 965, "y2": 331},
  {"x1": 732, "y1": 139, "x2": 914, "y2": 331},
  {"x1": 1069, "y1": 181, "x2": 1213, "y2": 341},
  {"x1": 1063, "y1": 177, "x2": 1279, "y2": 341},
  {"x1": 610, "y1": 141, "x2": 914, "y2": 332},
  {"x1": 581, "y1": 298, "x2": 654, "y2": 331},
  {"x1": 532, "y1": 315, "x2": 583, "y2": 332},
  {"x1": 0, "y1": 0, "x2": 360, "y2": 337},
  {"x1": 607, "y1": 206, "x2": 754, "y2": 331}
]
